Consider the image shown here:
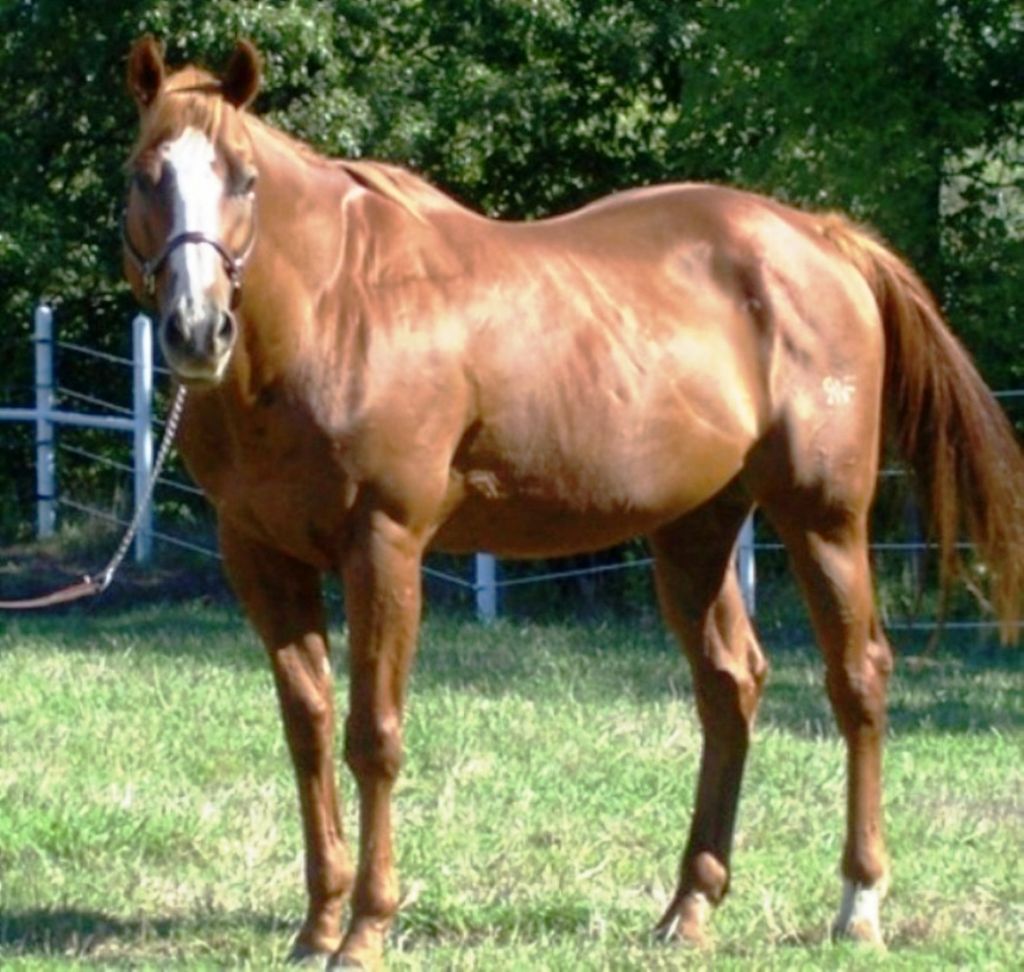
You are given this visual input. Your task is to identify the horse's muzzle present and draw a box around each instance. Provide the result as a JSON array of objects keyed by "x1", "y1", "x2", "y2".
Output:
[{"x1": 160, "y1": 297, "x2": 237, "y2": 384}]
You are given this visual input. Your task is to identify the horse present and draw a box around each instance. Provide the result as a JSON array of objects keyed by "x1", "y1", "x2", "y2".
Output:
[{"x1": 122, "y1": 37, "x2": 1024, "y2": 968}]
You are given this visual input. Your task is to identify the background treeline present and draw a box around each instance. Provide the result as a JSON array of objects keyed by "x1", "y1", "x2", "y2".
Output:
[{"x1": 0, "y1": 1, "x2": 1021, "y2": 565}]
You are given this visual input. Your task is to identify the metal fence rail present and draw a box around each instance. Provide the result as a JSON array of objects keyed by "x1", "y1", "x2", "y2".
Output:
[{"x1": 1, "y1": 304, "x2": 1020, "y2": 629}]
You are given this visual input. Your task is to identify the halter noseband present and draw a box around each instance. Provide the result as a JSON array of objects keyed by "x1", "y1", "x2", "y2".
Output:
[{"x1": 122, "y1": 209, "x2": 256, "y2": 309}]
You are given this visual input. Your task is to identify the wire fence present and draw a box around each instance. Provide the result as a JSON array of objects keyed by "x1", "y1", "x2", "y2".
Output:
[{"x1": 1, "y1": 305, "x2": 1021, "y2": 634}]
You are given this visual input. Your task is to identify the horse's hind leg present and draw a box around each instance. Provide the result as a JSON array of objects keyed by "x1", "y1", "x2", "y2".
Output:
[
  {"x1": 219, "y1": 524, "x2": 353, "y2": 959},
  {"x1": 766, "y1": 505, "x2": 892, "y2": 945},
  {"x1": 649, "y1": 495, "x2": 768, "y2": 946}
]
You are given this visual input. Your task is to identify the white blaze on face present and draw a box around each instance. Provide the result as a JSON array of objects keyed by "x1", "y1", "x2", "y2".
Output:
[{"x1": 161, "y1": 127, "x2": 224, "y2": 306}]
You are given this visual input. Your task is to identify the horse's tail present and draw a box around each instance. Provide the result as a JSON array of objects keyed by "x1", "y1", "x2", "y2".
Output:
[{"x1": 819, "y1": 213, "x2": 1024, "y2": 642}]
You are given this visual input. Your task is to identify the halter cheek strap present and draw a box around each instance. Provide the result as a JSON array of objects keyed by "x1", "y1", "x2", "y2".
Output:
[{"x1": 122, "y1": 211, "x2": 256, "y2": 309}]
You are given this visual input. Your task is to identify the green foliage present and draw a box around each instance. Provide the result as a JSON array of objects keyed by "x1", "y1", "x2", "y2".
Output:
[{"x1": 0, "y1": 1, "x2": 1021, "y2": 536}]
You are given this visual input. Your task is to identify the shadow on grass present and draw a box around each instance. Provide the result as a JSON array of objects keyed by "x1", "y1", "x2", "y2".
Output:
[
  {"x1": 411, "y1": 617, "x2": 1024, "y2": 737},
  {"x1": 0, "y1": 906, "x2": 286, "y2": 958},
  {"x1": 402, "y1": 896, "x2": 598, "y2": 943},
  {"x1": 8, "y1": 598, "x2": 1022, "y2": 737}
]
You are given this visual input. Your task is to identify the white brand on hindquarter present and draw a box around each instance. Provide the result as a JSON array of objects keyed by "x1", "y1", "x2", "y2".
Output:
[{"x1": 823, "y1": 375, "x2": 856, "y2": 407}]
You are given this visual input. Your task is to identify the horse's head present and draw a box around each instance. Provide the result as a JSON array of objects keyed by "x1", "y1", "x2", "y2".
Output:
[{"x1": 124, "y1": 37, "x2": 261, "y2": 386}]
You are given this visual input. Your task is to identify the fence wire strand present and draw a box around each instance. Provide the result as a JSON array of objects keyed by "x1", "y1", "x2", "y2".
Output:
[
  {"x1": 57, "y1": 341, "x2": 134, "y2": 368},
  {"x1": 57, "y1": 386, "x2": 134, "y2": 417},
  {"x1": 4, "y1": 315, "x2": 1021, "y2": 629}
]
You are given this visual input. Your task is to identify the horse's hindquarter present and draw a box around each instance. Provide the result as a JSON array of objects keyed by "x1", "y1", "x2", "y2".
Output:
[{"x1": 433, "y1": 189, "x2": 777, "y2": 557}]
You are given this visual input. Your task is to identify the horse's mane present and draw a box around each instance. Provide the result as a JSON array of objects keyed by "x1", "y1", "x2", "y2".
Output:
[
  {"x1": 250, "y1": 117, "x2": 462, "y2": 219},
  {"x1": 131, "y1": 67, "x2": 461, "y2": 222},
  {"x1": 129, "y1": 67, "x2": 227, "y2": 163},
  {"x1": 337, "y1": 160, "x2": 462, "y2": 219}
]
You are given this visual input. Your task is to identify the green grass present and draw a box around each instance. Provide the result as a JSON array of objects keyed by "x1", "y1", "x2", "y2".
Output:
[{"x1": 1, "y1": 602, "x2": 1021, "y2": 969}]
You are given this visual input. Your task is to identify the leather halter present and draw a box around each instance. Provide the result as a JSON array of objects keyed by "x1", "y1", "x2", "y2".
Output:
[{"x1": 122, "y1": 207, "x2": 256, "y2": 309}]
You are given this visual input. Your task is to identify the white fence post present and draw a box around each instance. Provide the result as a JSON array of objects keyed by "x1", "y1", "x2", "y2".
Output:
[
  {"x1": 132, "y1": 314, "x2": 154, "y2": 563},
  {"x1": 34, "y1": 305, "x2": 56, "y2": 539},
  {"x1": 737, "y1": 514, "x2": 756, "y2": 616},
  {"x1": 475, "y1": 553, "x2": 497, "y2": 622}
]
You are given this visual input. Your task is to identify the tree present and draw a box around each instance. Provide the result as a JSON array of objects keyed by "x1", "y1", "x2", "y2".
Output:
[
  {"x1": 664, "y1": 0, "x2": 1024, "y2": 384},
  {"x1": 0, "y1": 0, "x2": 1020, "y2": 539}
]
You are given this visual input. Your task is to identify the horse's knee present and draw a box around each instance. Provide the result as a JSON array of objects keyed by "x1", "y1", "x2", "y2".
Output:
[
  {"x1": 344, "y1": 712, "x2": 403, "y2": 782},
  {"x1": 693, "y1": 634, "x2": 768, "y2": 740},
  {"x1": 826, "y1": 637, "x2": 892, "y2": 736},
  {"x1": 742, "y1": 638, "x2": 770, "y2": 714},
  {"x1": 281, "y1": 678, "x2": 331, "y2": 729},
  {"x1": 272, "y1": 655, "x2": 334, "y2": 770}
]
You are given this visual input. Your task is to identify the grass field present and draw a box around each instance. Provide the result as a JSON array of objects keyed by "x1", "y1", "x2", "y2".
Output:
[{"x1": 0, "y1": 599, "x2": 1021, "y2": 969}]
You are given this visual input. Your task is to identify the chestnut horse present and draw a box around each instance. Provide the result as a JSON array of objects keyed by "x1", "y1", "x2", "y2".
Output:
[{"x1": 122, "y1": 39, "x2": 1023, "y2": 967}]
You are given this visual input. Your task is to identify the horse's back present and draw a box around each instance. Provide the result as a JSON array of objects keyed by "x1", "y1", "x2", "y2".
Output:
[{"x1": 426, "y1": 184, "x2": 883, "y2": 556}]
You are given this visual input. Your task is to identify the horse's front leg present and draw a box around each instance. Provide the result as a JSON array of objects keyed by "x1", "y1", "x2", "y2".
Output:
[
  {"x1": 335, "y1": 510, "x2": 424, "y2": 970},
  {"x1": 219, "y1": 524, "x2": 353, "y2": 960}
]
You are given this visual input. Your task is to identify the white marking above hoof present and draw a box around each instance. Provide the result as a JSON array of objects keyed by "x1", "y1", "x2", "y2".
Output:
[{"x1": 833, "y1": 879, "x2": 885, "y2": 946}]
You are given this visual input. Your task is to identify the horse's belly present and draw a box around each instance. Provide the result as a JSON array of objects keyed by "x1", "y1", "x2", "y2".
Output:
[
  {"x1": 432, "y1": 501, "x2": 666, "y2": 558},
  {"x1": 434, "y1": 425, "x2": 746, "y2": 558}
]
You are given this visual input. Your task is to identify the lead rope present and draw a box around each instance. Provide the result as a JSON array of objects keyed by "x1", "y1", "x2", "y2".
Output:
[{"x1": 0, "y1": 385, "x2": 188, "y2": 610}]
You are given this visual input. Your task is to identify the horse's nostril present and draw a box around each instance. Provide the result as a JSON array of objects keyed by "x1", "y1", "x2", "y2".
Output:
[
  {"x1": 216, "y1": 311, "x2": 237, "y2": 348},
  {"x1": 162, "y1": 312, "x2": 187, "y2": 351}
]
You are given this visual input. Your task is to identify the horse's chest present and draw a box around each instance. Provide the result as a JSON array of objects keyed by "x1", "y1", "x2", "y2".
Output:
[{"x1": 180, "y1": 408, "x2": 353, "y2": 567}]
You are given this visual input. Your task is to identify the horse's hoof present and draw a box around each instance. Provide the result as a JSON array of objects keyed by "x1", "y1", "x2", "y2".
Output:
[
  {"x1": 831, "y1": 879, "x2": 886, "y2": 948},
  {"x1": 327, "y1": 957, "x2": 370, "y2": 970},
  {"x1": 832, "y1": 918, "x2": 887, "y2": 949},
  {"x1": 288, "y1": 941, "x2": 334, "y2": 967},
  {"x1": 327, "y1": 928, "x2": 385, "y2": 971},
  {"x1": 327, "y1": 951, "x2": 381, "y2": 971},
  {"x1": 653, "y1": 891, "x2": 712, "y2": 948}
]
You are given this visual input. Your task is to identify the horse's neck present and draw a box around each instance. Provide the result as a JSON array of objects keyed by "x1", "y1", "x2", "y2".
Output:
[
  {"x1": 250, "y1": 122, "x2": 349, "y2": 247},
  {"x1": 230, "y1": 127, "x2": 333, "y2": 345},
  {"x1": 231, "y1": 121, "x2": 466, "y2": 414}
]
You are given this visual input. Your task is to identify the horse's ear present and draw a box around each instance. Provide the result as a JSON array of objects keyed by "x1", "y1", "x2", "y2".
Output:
[
  {"x1": 222, "y1": 40, "x2": 262, "y2": 109},
  {"x1": 127, "y1": 35, "x2": 166, "y2": 109}
]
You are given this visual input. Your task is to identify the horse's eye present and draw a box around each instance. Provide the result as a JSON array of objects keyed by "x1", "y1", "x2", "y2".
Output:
[
  {"x1": 133, "y1": 163, "x2": 162, "y2": 194},
  {"x1": 232, "y1": 167, "x2": 257, "y2": 197}
]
